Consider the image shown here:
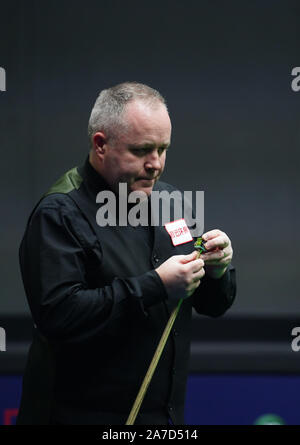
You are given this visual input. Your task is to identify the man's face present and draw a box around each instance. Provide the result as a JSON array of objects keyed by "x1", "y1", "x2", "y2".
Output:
[{"x1": 100, "y1": 100, "x2": 172, "y2": 196}]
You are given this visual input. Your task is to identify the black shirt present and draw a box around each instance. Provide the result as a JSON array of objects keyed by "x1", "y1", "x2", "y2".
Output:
[{"x1": 18, "y1": 158, "x2": 236, "y2": 425}]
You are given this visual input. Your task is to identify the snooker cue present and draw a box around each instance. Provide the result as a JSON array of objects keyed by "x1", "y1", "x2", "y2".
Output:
[{"x1": 126, "y1": 245, "x2": 203, "y2": 425}]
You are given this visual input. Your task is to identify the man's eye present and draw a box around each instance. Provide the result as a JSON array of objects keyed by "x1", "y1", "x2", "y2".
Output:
[
  {"x1": 130, "y1": 146, "x2": 168, "y2": 156},
  {"x1": 158, "y1": 146, "x2": 168, "y2": 155},
  {"x1": 131, "y1": 149, "x2": 147, "y2": 156}
]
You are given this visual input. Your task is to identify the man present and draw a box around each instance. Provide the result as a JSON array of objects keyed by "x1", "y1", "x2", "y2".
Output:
[{"x1": 18, "y1": 82, "x2": 236, "y2": 425}]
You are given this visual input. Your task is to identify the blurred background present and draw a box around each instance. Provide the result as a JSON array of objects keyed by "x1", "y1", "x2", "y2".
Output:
[{"x1": 0, "y1": 0, "x2": 299, "y2": 425}]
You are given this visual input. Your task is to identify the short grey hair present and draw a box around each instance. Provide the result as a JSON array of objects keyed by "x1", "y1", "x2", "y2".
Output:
[{"x1": 88, "y1": 82, "x2": 167, "y2": 147}]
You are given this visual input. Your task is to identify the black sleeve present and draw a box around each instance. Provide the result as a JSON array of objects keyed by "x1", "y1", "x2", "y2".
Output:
[
  {"x1": 192, "y1": 265, "x2": 236, "y2": 317},
  {"x1": 19, "y1": 200, "x2": 167, "y2": 344}
]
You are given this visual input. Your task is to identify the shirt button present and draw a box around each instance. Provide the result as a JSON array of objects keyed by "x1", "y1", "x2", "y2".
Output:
[
  {"x1": 153, "y1": 254, "x2": 160, "y2": 263},
  {"x1": 168, "y1": 405, "x2": 173, "y2": 412},
  {"x1": 173, "y1": 330, "x2": 178, "y2": 336},
  {"x1": 172, "y1": 367, "x2": 176, "y2": 375}
]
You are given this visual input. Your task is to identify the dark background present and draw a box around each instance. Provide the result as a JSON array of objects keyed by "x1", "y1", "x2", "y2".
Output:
[
  {"x1": 0, "y1": 0, "x2": 299, "y2": 316},
  {"x1": 0, "y1": 0, "x2": 300, "y2": 425}
]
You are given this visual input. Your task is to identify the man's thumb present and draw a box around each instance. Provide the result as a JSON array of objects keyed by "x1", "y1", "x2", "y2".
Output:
[{"x1": 180, "y1": 250, "x2": 198, "y2": 264}]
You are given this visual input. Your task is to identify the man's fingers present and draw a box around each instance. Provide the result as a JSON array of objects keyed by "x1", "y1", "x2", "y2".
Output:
[
  {"x1": 180, "y1": 250, "x2": 198, "y2": 264},
  {"x1": 201, "y1": 250, "x2": 226, "y2": 261},
  {"x1": 204, "y1": 235, "x2": 229, "y2": 251},
  {"x1": 198, "y1": 230, "x2": 233, "y2": 280},
  {"x1": 200, "y1": 242, "x2": 232, "y2": 267},
  {"x1": 192, "y1": 268, "x2": 205, "y2": 281},
  {"x1": 184, "y1": 258, "x2": 204, "y2": 272},
  {"x1": 206, "y1": 257, "x2": 231, "y2": 266},
  {"x1": 202, "y1": 229, "x2": 222, "y2": 241},
  {"x1": 202, "y1": 230, "x2": 232, "y2": 251},
  {"x1": 186, "y1": 279, "x2": 201, "y2": 295},
  {"x1": 202, "y1": 254, "x2": 231, "y2": 266}
]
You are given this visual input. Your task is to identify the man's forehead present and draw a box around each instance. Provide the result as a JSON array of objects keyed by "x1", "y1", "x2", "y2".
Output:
[
  {"x1": 124, "y1": 99, "x2": 170, "y2": 126},
  {"x1": 114, "y1": 99, "x2": 171, "y2": 148}
]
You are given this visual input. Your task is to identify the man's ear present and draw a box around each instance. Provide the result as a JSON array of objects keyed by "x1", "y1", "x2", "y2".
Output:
[{"x1": 93, "y1": 132, "x2": 107, "y2": 156}]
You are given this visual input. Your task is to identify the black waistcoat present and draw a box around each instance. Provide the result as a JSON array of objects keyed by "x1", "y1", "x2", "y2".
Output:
[{"x1": 18, "y1": 160, "x2": 197, "y2": 425}]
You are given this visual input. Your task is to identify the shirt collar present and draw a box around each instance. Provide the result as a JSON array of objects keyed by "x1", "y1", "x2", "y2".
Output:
[
  {"x1": 78, "y1": 156, "x2": 152, "y2": 216},
  {"x1": 79, "y1": 156, "x2": 112, "y2": 193}
]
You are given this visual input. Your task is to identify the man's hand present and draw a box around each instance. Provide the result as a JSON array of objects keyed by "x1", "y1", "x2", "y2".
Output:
[
  {"x1": 155, "y1": 251, "x2": 205, "y2": 300},
  {"x1": 200, "y1": 229, "x2": 233, "y2": 279}
]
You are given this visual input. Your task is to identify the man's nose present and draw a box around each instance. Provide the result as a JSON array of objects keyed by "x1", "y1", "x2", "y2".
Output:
[{"x1": 144, "y1": 150, "x2": 161, "y2": 171}]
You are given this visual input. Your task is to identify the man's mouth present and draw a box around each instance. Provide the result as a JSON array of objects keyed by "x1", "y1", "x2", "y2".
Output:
[{"x1": 135, "y1": 176, "x2": 157, "y2": 181}]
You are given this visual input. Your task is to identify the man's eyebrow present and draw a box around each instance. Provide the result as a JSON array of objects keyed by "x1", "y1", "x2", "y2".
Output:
[{"x1": 128, "y1": 143, "x2": 170, "y2": 149}]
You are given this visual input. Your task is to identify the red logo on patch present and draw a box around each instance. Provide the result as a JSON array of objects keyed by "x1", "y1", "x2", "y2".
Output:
[{"x1": 165, "y1": 218, "x2": 193, "y2": 246}]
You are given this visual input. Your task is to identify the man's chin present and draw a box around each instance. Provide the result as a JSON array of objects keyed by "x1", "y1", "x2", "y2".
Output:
[
  {"x1": 130, "y1": 179, "x2": 156, "y2": 196},
  {"x1": 130, "y1": 181, "x2": 154, "y2": 198}
]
